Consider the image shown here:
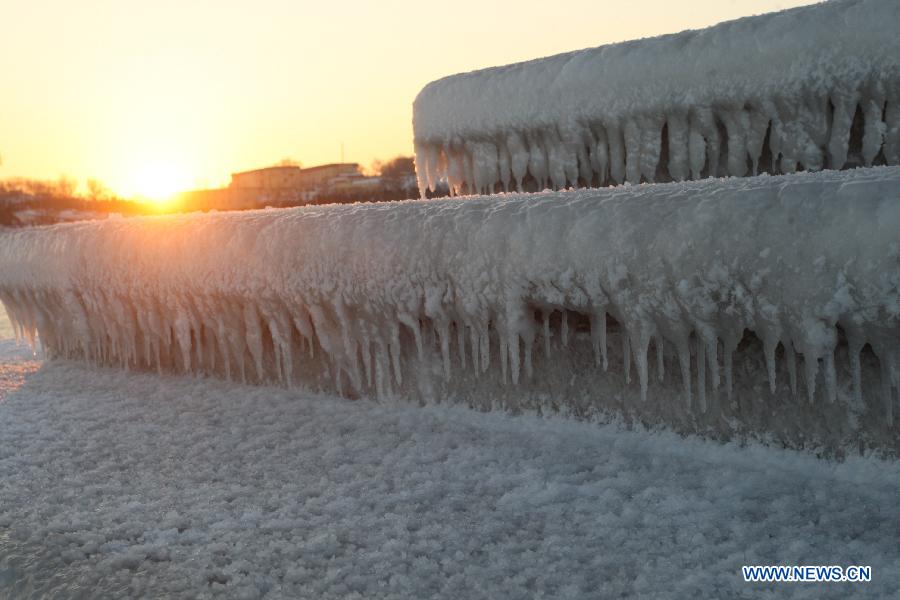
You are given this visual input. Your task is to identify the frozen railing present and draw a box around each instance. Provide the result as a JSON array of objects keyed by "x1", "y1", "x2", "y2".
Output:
[
  {"x1": 1, "y1": 167, "x2": 898, "y2": 453},
  {"x1": 413, "y1": 0, "x2": 900, "y2": 196}
]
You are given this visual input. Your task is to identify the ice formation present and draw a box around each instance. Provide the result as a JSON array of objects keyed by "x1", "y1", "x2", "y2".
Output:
[
  {"x1": 413, "y1": 0, "x2": 900, "y2": 197},
  {"x1": 0, "y1": 168, "x2": 898, "y2": 449}
]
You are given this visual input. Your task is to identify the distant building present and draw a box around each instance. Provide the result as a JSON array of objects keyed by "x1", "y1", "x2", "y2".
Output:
[
  {"x1": 178, "y1": 163, "x2": 370, "y2": 212},
  {"x1": 229, "y1": 163, "x2": 360, "y2": 192},
  {"x1": 229, "y1": 165, "x2": 301, "y2": 190},
  {"x1": 295, "y1": 163, "x2": 361, "y2": 190}
]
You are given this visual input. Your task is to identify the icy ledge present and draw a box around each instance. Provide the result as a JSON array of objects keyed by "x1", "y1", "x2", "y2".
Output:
[
  {"x1": 1, "y1": 168, "x2": 899, "y2": 452},
  {"x1": 413, "y1": 0, "x2": 900, "y2": 196}
]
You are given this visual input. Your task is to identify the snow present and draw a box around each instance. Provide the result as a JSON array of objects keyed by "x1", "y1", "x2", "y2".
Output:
[
  {"x1": 412, "y1": 0, "x2": 900, "y2": 196},
  {"x1": 1, "y1": 359, "x2": 899, "y2": 599},
  {"x1": 1, "y1": 167, "x2": 898, "y2": 453}
]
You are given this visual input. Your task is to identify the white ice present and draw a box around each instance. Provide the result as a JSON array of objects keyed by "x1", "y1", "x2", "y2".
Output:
[{"x1": 413, "y1": 0, "x2": 900, "y2": 196}]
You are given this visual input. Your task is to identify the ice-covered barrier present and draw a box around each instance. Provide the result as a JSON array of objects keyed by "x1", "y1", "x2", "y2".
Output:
[
  {"x1": 1, "y1": 167, "x2": 898, "y2": 453},
  {"x1": 413, "y1": 0, "x2": 900, "y2": 197}
]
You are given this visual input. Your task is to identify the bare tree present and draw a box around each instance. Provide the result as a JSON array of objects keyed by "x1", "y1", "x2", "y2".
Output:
[
  {"x1": 376, "y1": 156, "x2": 415, "y2": 177},
  {"x1": 55, "y1": 176, "x2": 78, "y2": 197},
  {"x1": 86, "y1": 178, "x2": 111, "y2": 201}
]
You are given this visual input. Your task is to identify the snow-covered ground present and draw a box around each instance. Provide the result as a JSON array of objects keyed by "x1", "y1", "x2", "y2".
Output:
[{"x1": 1, "y1": 308, "x2": 899, "y2": 599}]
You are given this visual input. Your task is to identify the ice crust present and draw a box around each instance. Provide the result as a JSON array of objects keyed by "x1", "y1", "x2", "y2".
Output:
[
  {"x1": 0, "y1": 167, "x2": 898, "y2": 450},
  {"x1": 413, "y1": 0, "x2": 900, "y2": 197}
]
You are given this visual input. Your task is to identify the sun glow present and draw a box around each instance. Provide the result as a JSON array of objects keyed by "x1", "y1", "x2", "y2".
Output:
[{"x1": 126, "y1": 160, "x2": 190, "y2": 205}]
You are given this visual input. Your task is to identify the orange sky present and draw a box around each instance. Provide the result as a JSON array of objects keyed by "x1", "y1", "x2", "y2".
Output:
[{"x1": 1, "y1": 0, "x2": 814, "y2": 199}]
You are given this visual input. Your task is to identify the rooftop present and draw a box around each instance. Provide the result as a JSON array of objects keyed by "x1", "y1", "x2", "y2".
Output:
[{"x1": 231, "y1": 163, "x2": 359, "y2": 178}]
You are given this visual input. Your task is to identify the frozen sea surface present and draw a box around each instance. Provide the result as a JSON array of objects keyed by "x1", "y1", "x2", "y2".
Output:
[
  {"x1": 0, "y1": 308, "x2": 40, "y2": 405},
  {"x1": 1, "y1": 308, "x2": 899, "y2": 599}
]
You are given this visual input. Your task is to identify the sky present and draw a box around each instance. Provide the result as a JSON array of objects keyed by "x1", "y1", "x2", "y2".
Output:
[{"x1": 1, "y1": 0, "x2": 816, "y2": 199}]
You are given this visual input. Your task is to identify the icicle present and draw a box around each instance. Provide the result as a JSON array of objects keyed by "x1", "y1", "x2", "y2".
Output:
[
  {"x1": 607, "y1": 124, "x2": 625, "y2": 185},
  {"x1": 746, "y1": 108, "x2": 770, "y2": 175},
  {"x1": 861, "y1": 91, "x2": 886, "y2": 166},
  {"x1": 361, "y1": 335, "x2": 373, "y2": 387},
  {"x1": 497, "y1": 142, "x2": 511, "y2": 192},
  {"x1": 294, "y1": 309, "x2": 316, "y2": 359},
  {"x1": 803, "y1": 350, "x2": 818, "y2": 405},
  {"x1": 244, "y1": 302, "x2": 267, "y2": 381},
  {"x1": 697, "y1": 336, "x2": 706, "y2": 413},
  {"x1": 445, "y1": 145, "x2": 464, "y2": 196},
  {"x1": 638, "y1": 115, "x2": 663, "y2": 183},
  {"x1": 763, "y1": 335, "x2": 778, "y2": 395},
  {"x1": 677, "y1": 339, "x2": 691, "y2": 409},
  {"x1": 623, "y1": 333, "x2": 631, "y2": 385},
  {"x1": 523, "y1": 336, "x2": 534, "y2": 380},
  {"x1": 508, "y1": 331, "x2": 520, "y2": 385},
  {"x1": 828, "y1": 90, "x2": 860, "y2": 169},
  {"x1": 875, "y1": 346, "x2": 896, "y2": 426},
  {"x1": 425, "y1": 144, "x2": 440, "y2": 193},
  {"x1": 389, "y1": 320, "x2": 402, "y2": 386},
  {"x1": 560, "y1": 310, "x2": 569, "y2": 347},
  {"x1": 719, "y1": 108, "x2": 749, "y2": 178},
  {"x1": 463, "y1": 146, "x2": 476, "y2": 194},
  {"x1": 591, "y1": 126, "x2": 609, "y2": 186},
  {"x1": 546, "y1": 130, "x2": 567, "y2": 190},
  {"x1": 824, "y1": 351, "x2": 837, "y2": 404},
  {"x1": 800, "y1": 94, "x2": 829, "y2": 171},
  {"x1": 414, "y1": 143, "x2": 429, "y2": 197},
  {"x1": 690, "y1": 107, "x2": 719, "y2": 179},
  {"x1": 884, "y1": 98, "x2": 900, "y2": 165},
  {"x1": 438, "y1": 321, "x2": 451, "y2": 381},
  {"x1": 334, "y1": 302, "x2": 362, "y2": 392},
  {"x1": 479, "y1": 325, "x2": 490, "y2": 373},
  {"x1": 542, "y1": 310, "x2": 551, "y2": 358},
  {"x1": 655, "y1": 338, "x2": 664, "y2": 383},
  {"x1": 847, "y1": 334, "x2": 864, "y2": 406},
  {"x1": 688, "y1": 120, "x2": 706, "y2": 180},
  {"x1": 456, "y1": 321, "x2": 466, "y2": 370},
  {"x1": 215, "y1": 315, "x2": 231, "y2": 379},
  {"x1": 399, "y1": 314, "x2": 423, "y2": 360},
  {"x1": 722, "y1": 333, "x2": 740, "y2": 402},
  {"x1": 707, "y1": 336, "x2": 720, "y2": 392},
  {"x1": 469, "y1": 324, "x2": 479, "y2": 374},
  {"x1": 574, "y1": 129, "x2": 594, "y2": 185},
  {"x1": 633, "y1": 330, "x2": 651, "y2": 402},
  {"x1": 667, "y1": 112, "x2": 689, "y2": 182},
  {"x1": 783, "y1": 338, "x2": 798, "y2": 397},
  {"x1": 173, "y1": 306, "x2": 193, "y2": 373},
  {"x1": 560, "y1": 130, "x2": 581, "y2": 187},
  {"x1": 589, "y1": 310, "x2": 608, "y2": 370},
  {"x1": 774, "y1": 97, "x2": 802, "y2": 173},
  {"x1": 471, "y1": 141, "x2": 499, "y2": 195},
  {"x1": 374, "y1": 346, "x2": 387, "y2": 400},
  {"x1": 526, "y1": 131, "x2": 548, "y2": 190},
  {"x1": 499, "y1": 335, "x2": 508, "y2": 385},
  {"x1": 623, "y1": 119, "x2": 642, "y2": 184},
  {"x1": 507, "y1": 132, "x2": 529, "y2": 192}
]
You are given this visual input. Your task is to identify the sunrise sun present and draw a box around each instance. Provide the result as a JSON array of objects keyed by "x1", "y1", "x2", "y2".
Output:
[{"x1": 127, "y1": 160, "x2": 189, "y2": 204}]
